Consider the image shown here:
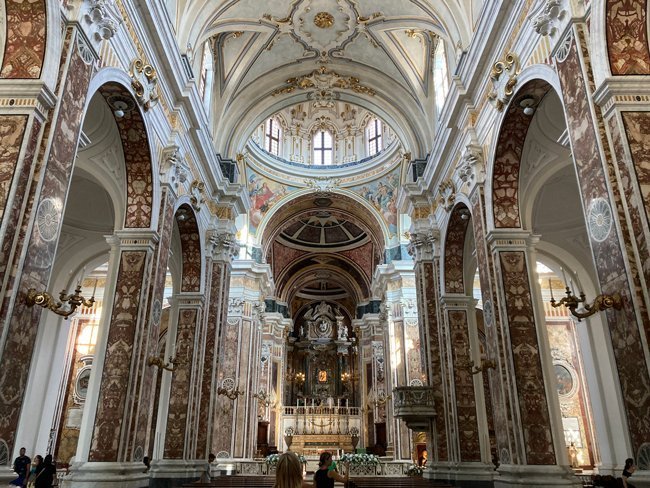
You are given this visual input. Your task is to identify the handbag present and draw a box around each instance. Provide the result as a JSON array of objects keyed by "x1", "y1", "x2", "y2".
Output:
[{"x1": 27, "y1": 467, "x2": 44, "y2": 488}]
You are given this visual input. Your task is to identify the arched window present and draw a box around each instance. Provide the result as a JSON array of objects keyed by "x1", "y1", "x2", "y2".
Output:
[
  {"x1": 198, "y1": 41, "x2": 214, "y2": 108},
  {"x1": 433, "y1": 38, "x2": 450, "y2": 115},
  {"x1": 366, "y1": 118, "x2": 382, "y2": 156},
  {"x1": 265, "y1": 118, "x2": 281, "y2": 155},
  {"x1": 313, "y1": 130, "x2": 333, "y2": 165}
]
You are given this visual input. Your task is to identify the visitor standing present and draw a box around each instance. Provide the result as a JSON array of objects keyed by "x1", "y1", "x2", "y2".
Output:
[
  {"x1": 10, "y1": 447, "x2": 31, "y2": 487},
  {"x1": 314, "y1": 452, "x2": 348, "y2": 488},
  {"x1": 273, "y1": 452, "x2": 311, "y2": 488}
]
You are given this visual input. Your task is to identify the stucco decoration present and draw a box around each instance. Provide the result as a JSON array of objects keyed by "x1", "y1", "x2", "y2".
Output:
[
  {"x1": 0, "y1": 0, "x2": 46, "y2": 78},
  {"x1": 487, "y1": 53, "x2": 520, "y2": 111},
  {"x1": 606, "y1": 0, "x2": 650, "y2": 74}
]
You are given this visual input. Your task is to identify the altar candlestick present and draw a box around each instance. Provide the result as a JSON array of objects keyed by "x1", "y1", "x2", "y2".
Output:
[{"x1": 549, "y1": 278, "x2": 554, "y2": 301}]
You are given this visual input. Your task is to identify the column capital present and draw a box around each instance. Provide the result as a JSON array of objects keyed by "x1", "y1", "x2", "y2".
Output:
[
  {"x1": 206, "y1": 228, "x2": 239, "y2": 263},
  {"x1": 593, "y1": 78, "x2": 650, "y2": 118},
  {"x1": 175, "y1": 292, "x2": 205, "y2": 309},
  {"x1": 485, "y1": 229, "x2": 540, "y2": 252},
  {"x1": 407, "y1": 230, "x2": 439, "y2": 262},
  {"x1": 106, "y1": 229, "x2": 159, "y2": 251},
  {"x1": 159, "y1": 144, "x2": 191, "y2": 197},
  {"x1": 439, "y1": 294, "x2": 478, "y2": 310}
]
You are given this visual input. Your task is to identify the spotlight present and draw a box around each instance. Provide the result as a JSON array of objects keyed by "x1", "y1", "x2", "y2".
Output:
[
  {"x1": 112, "y1": 100, "x2": 129, "y2": 119},
  {"x1": 519, "y1": 95, "x2": 537, "y2": 116}
]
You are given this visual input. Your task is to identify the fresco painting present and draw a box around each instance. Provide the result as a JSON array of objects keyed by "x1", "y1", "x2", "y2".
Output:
[
  {"x1": 350, "y1": 168, "x2": 400, "y2": 236},
  {"x1": 247, "y1": 169, "x2": 297, "y2": 234}
]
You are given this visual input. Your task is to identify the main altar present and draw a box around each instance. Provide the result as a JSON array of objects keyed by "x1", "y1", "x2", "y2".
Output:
[{"x1": 280, "y1": 301, "x2": 361, "y2": 454}]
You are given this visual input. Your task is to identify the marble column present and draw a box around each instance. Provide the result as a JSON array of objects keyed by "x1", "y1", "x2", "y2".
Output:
[
  {"x1": 554, "y1": 23, "x2": 650, "y2": 460},
  {"x1": 439, "y1": 294, "x2": 491, "y2": 477},
  {"x1": 163, "y1": 294, "x2": 204, "y2": 459},
  {"x1": 487, "y1": 230, "x2": 577, "y2": 486},
  {"x1": 194, "y1": 229, "x2": 238, "y2": 459},
  {"x1": 212, "y1": 260, "x2": 271, "y2": 460},
  {"x1": 0, "y1": 25, "x2": 95, "y2": 457},
  {"x1": 409, "y1": 230, "x2": 450, "y2": 469}
]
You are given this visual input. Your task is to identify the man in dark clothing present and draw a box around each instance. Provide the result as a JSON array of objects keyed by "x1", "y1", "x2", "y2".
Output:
[{"x1": 10, "y1": 447, "x2": 31, "y2": 487}]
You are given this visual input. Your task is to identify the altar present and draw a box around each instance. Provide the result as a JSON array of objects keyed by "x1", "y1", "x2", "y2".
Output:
[{"x1": 292, "y1": 434, "x2": 354, "y2": 455}]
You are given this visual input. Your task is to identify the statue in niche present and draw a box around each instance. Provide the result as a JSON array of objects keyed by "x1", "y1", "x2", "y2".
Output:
[
  {"x1": 337, "y1": 324, "x2": 348, "y2": 340},
  {"x1": 319, "y1": 319, "x2": 329, "y2": 333},
  {"x1": 299, "y1": 325, "x2": 305, "y2": 337}
]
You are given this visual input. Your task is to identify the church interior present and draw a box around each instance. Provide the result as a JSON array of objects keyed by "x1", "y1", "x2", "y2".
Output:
[{"x1": 0, "y1": 0, "x2": 649, "y2": 487}]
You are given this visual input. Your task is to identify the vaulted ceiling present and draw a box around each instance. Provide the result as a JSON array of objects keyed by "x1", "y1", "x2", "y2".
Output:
[{"x1": 172, "y1": 0, "x2": 477, "y2": 156}]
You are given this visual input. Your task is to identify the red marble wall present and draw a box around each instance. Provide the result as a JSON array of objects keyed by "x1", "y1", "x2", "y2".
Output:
[
  {"x1": 134, "y1": 189, "x2": 176, "y2": 457},
  {"x1": 606, "y1": 0, "x2": 650, "y2": 74},
  {"x1": 176, "y1": 207, "x2": 202, "y2": 293},
  {"x1": 492, "y1": 80, "x2": 551, "y2": 228},
  {"x1": 164, "y1": 308, "x2": 200, "y2": 459},
  {"x1": 90, "y1": 251, "x2": 149, "y2": 461},
  {"x1": 414, "y1": 260, "x2": 448, "y2": 461},
  {"x1": 498, "y1": 251, "x2": 556, "y2": 465},
  {"x1": 444, "y1": 205, "x2": 470, "y2": 293},
  {"x1": 471, "y1": 189, "x2": 515, "y2": 462},
  {"x1": 0, "y1": 0, "x2": 46, "y2": 78},
  {"x1": 98, "y1": 83, "x2": 153, "y2": 229},
  {"x1": 0, "y1": 28, "x2": 93, "y2": 452},
  {"x1": 556, "y1": 26, "x2": 650, "y2": 454},
  {"x1": 0, "y1": 115, "x2": 27, "y2": 217},
  {"x1": 447, "y1": 309, "x2": 481, "y2": 462},
  {"x1": 196, "y1": 260, "x2": 229, "y2": 458}
]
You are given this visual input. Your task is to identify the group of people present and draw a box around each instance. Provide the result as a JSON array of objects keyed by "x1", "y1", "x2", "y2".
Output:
[
  {"x1": 274, "y1": 451, "x2": 349, "y2": 488},
  {"x1": 10, "y1": 448, "x2": 56, "y2": 488}
]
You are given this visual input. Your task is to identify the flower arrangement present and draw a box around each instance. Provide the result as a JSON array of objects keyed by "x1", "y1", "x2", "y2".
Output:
[
  {"x1": 340, "y1": 453, "x2": 379, "y2": 466},
  {"x1": 265, "y1": 454, "x2": 280, "y2": 466},
  {"x1": 406, "y1": 464, "x2": 423, "y2": 477},
  {"x1": 265, "y1": 453, "x2": 307, "y2": 466}
]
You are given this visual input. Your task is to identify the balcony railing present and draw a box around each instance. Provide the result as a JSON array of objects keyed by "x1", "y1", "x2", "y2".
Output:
[{"x1": 392, "y1": 386, "x2": 436, "y2": 431}]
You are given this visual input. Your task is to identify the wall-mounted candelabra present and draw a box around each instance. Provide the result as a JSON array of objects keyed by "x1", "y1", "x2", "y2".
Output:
[
  {"x1": 147, "y1": 355, "x2": 177, "y2": 372},
  {"x1": 218, "y1": 387, "x2": 244, "y2": 400},
  {"x1": 294, "y1": 372, "x2": 306, "y2": 386},
  {"x1": 253, "y1": 389, "x2": 272, "y2": 408},
  {"x1": 549, "y1": 279, "x2": 622, "y2": 322},
  {"x1": 26, "y1": 281, "x2": 97, "y2": 319}
]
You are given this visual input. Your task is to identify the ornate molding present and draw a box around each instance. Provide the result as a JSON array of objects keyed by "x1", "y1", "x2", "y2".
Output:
[
  {"x1": 456, "y1": 143, "x2": 485, "y2": 190},
  {"x1": 407, "y1": 232, "x2": 437, "y2": 261},
  {"x1": 159, "y1": 145, "x2": 189, "y2": 191},
  {"x1": 487, "y1": 53, "x2": 520, "y2": 111},
  {"x1": 207, "y1": 230, "x2": 239, "y2": 262},
  {"x1": 129, "y1": 58, "x2": 159, "y2": 111},
  {"x1": 533, "y1": 0, "x2": 566, "y2": 37},
  {"x1": 437, "y1": 179, "x2": 456, "y2": 212},
  {"x1": 272, "y1": 66, "x2": 376, "y2": 98},
  {"x1": 189, "y1": 180, "x2": 205, "y2": 211},
  {"x1": 84, "y1": 0, "x2": 122, "y2": 41}
]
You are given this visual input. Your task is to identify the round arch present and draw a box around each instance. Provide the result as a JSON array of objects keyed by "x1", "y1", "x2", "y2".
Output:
[
  {"x1": 84, "y1": 69, "x2": 158, "y2": 230},
  {"x1": 255, "y1": 188, "x2": 391, "y2": 252}
]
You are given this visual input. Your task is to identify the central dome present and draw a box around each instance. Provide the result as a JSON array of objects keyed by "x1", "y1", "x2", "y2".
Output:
[{"x1": 248, "y1": 100, "x2": 403, "y2": 169}]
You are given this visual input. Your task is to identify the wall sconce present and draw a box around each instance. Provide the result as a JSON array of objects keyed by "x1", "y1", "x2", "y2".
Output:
[
  {"x1": 26, "y1": 282, "x2": 96, "y2": 319},
  {"x1": 549, "y1": 279, "x2": 622, "y2": 322},
  {"x1": 147, "y1": 355, "x2": 177, "y2": 372},
  {"x1": 253, "y1": 389, "x2": 272, "y2": 408},
  {"x1": 470, "y1": 359, "x2": 496, "y2": 375},
  {"x1": 341, "y1": 372, "x2": 351, "y2": 383},
  {"x1": 218, "y1": 387, "x2": 244, "y2": 400}
]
